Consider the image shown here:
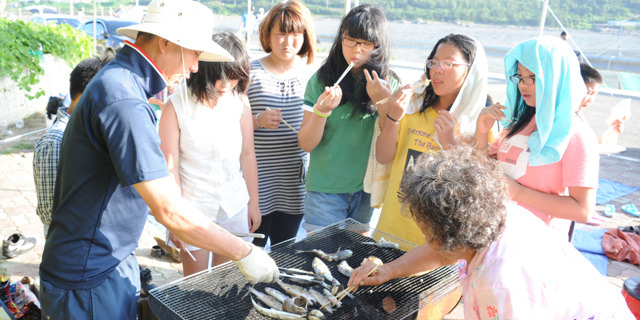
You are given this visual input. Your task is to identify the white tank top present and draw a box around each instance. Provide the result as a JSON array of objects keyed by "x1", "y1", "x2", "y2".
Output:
[{"x1": 169, "y1": 86, "x2": 249, "y2": 220}]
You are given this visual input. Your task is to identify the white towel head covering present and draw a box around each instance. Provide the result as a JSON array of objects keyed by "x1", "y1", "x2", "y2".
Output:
[{"x1": 406, "y1": 35, "x2": 489, "y2": 144}]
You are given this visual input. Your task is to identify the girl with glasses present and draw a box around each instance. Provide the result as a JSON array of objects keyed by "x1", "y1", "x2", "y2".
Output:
[
  {"x1": 474, "y1": 37, "x2": 599, "y2": 240},
  {"x1": 297, "y1": 4, "x2": 399, "y2": 231},
  {"x1": 374, "y1": 34, "x2": 491, "y2": 245},
  {"x1": 248, "y1": 0, "x2": 316, "y2": 248}
]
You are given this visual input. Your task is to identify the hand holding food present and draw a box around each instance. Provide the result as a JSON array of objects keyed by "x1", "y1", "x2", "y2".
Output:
[
  {"x1": 347, "y1": 256, "x2": 387, "y2": 291},
  {"x1": 314, "y1": 85, "x2": 343, "y2": 113},
  {"x1": 257, "y1": 108, "x2": 283, "y2": 129},
  {"x1": 385, "y1": 84, "x2": 413, "y2": 122}
]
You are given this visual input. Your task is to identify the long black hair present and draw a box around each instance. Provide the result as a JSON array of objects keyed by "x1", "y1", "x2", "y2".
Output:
[
  {"x1": 506, "y1": 81, "x2": 536, "y2": 138},
  {"x1": 420, "y1": 34, "x2": 476, "y2": 113},
  {"x1": 187, "y1": 30, "x2": 251, "y2": 103},
  {"x1": 317, "y1": 4, "x2": 394, "y2": 116}
]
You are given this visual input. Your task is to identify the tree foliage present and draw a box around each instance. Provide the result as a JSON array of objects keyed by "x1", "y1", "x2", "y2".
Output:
[
  {"x1": 6, "y1": 0, "x2": 636, "y2": 29},
  {"x1": 0, "y1": 19, "x2": 92, "y2": 99},
  {"x1": 229, "y1": 0, "x2": 635, "y2": 29}
]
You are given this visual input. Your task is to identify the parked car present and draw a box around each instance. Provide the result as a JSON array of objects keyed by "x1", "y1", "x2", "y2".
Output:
[
  {"x1": 30, "y1": 14, "x2": 81, "y2": 28},
  {"x1": 24, "y1": 5, "x2": 58, "y2": 14},
  {"x1": 78, "y1": 18, "x2": 137, "y2": 56}
]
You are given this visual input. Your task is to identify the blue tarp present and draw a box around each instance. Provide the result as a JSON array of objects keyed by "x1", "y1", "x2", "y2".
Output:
[{"x1": 596, "y1": 178, "x2": 640, "y2": 205}]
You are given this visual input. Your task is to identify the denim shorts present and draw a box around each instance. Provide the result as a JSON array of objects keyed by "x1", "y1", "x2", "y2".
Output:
[
  {"x1": 40, "y1": 253, "x2": 140, "y2": 320},
  {"x1": 302, "y1": 190, "x2": 374, "y2": 231}
]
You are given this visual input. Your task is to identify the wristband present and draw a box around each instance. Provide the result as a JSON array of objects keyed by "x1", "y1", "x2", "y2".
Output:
[
  {"x1": 254, "y1": 113, "x2": 263, "y2": 128},
  {"x1": 386, "y1": 113, "x2": 400, "y2": 122},
  {"x1": 313, "y1": 105, "x2": 332, "y2": 118}
]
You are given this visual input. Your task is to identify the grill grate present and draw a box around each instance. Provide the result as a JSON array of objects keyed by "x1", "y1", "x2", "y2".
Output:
[{"x1": 149, "y1": 219, "x2": 459, "y2": 319}]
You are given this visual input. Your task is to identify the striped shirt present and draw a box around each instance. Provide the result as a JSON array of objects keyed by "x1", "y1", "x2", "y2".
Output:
[
  {"x1": 248, "y1": 59, "x2": 307, "y2": 215},
  {"x1": 33, "y1": 107, "x2": 69, "y2": 227}
]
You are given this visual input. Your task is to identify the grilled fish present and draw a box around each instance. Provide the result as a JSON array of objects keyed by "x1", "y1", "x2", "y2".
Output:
[
  {"x1": 265, "y1": 287, "x2": 290, "y2": 304},
  {"x1": 295, "y1": 248, "x2": 353, "y2": 262},
  {"x1": 322, "y1": 288, "x2": 342, "y2": 308},
  {"x1": 312, "y1": 257, "x2": 334, "y2": 283},
  {"x1": 361, "y1": 236, "x2": 400, "y2": 249},
  {"x1": 250, "y1": 296, "x2": 306, "y2": 320},
  {"x1": 249, "y1": 287, "x2": 283, "y2": 310},
  {"x1": 308, "y1": 309, "x2": 326, "y2": 320},
  {"x1": 276, "y1": 280, "x2": 317, "y2": 305},
  {"x1": 337, "y1": 260, "x2": 354, "y2": 277},
  {"x1": 282, "y1": 298, "x2": 306, "y2": 314},
  {"x1": 308, "y1": 288, "x2": 334, "y2": 314}
]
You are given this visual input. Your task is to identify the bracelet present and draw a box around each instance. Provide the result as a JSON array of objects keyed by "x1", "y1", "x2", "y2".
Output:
[
  {"x1": 254, "y1": 113, "x2": 262, "y2": 128},
  {"x1": 313, "y1": 105, "x2": 332, "y2": 118},
  {"x1": 386, "y1": 113, "x2": 400, "y2": 123}
]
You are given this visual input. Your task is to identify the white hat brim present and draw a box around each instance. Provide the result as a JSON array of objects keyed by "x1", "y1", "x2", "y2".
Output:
[{"x1": 117, "y1": 24, "x2": 234, "y2": 62}]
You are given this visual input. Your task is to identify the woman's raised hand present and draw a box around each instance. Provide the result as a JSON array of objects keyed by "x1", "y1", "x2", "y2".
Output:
[
  {"x1": 476, "y1": 102, "x2": 507, "y2": 135},
  {"x1": 434, "y1": 110, "x2": 457, "y2": 148},
  {"x1": 315, "y1": 85, "x2": 343, "y2": 113},
  {"x1": 387, "y1": 83, "x2": 413, "y2": 121},
  {"x1": 364, "y1": 69, "x2": 392, "y2": 103}
]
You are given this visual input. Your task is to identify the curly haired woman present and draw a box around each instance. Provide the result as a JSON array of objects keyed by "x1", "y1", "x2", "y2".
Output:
[{"x1": 349, "y1": 146, "x2": 633, "y2": 319}]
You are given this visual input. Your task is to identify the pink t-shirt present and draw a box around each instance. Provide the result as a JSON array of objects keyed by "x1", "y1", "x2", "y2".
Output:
[
  {"x1": 490, "y1": 117, "x2": 599, "y2": 233},
  {"x1": 458, "y1": 203, "x2": 634, "y2": 319}
]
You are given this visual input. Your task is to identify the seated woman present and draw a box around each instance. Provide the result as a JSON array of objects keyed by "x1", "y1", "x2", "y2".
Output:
[{"x1": 348, "y1": 146, "x2": 633, "y2": 319}]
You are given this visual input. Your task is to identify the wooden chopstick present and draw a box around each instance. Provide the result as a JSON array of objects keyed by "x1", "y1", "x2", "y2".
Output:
[
  {"x1": 265, "y1": 107, "x2": 297, "y2": 133},
  {"x1": 375, "y1": 78, "x2": 431, "y2": 105},
  {"x1": 319, "y1": 264, "x2": 380, "y2": 310}
]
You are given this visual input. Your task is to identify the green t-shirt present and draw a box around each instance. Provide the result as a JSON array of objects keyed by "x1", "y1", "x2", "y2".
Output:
[{"x1": 303, "y1": 71, "x2": 399, "y2": 193}]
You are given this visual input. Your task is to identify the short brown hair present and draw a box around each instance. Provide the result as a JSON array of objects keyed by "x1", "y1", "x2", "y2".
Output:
[{"x1": 258, "y1": 0, "x2": 316, "y2": 64}]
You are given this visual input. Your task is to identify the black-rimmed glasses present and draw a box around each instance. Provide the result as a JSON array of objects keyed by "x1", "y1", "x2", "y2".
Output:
[
  {"x1": 509, "y1": 75, "x2": 536, "y2": 85},
  {"x1": 342, "y1": 36, "x2": 376, "y2": 51}
]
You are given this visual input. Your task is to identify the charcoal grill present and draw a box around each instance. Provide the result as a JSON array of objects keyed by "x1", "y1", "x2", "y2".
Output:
[{"x1": 148, "y1": 219, "x2": 459, "y2": 319}]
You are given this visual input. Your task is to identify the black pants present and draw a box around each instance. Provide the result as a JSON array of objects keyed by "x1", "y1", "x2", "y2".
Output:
[{"x1": 253, "y1": 211, "x2": 304, "y2": 247}]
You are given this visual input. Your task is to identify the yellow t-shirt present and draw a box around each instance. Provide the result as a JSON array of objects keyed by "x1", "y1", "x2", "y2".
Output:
[{"x1": 376, "y1": 109, "x2": 441, "y2": 245}]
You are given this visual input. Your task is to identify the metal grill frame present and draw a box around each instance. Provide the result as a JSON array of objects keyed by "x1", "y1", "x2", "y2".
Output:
[{"x1": 148, "y1": 219, "x2": 459, "y2": 319}]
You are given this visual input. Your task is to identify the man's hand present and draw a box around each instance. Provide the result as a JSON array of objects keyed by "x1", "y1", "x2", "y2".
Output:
[{"x1": 233, "y1": 243, "x2": 279, "y2": 284}]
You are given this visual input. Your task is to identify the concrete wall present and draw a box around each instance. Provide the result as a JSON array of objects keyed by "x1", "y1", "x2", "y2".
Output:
[{"x1": 0, "y1": 54, "x2": 71, "y2": 125}]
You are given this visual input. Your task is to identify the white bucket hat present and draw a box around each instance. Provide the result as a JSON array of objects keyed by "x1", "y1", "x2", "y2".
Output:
[{"x1": 117, "y1": 0, "x2": 233, "y2": 62}]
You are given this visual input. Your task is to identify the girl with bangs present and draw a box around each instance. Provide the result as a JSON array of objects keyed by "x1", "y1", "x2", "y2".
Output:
[
  {"x1": 159, "y1": 31, "x2": 260, "y2": 275},
  {"x1": 298, "y1": 4, "x2": 400, "y2": 231},
  {"x1": 249, "y1": 0, "x2": 316, "y2": 247},
  {"x1": 375, "y1": 34, "x2": 491, "y2": 246},
  {"x1": 474, "y1": 37, "x2": 599, "y2": 240}
]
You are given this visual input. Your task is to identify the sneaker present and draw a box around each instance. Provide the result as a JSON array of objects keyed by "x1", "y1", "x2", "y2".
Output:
[
  {"x1": 2, "y1": 233, "x2": 36, "y2": 259},
  {"x1": 139, "y1": 267, "x2": 157, "y2": 298}
]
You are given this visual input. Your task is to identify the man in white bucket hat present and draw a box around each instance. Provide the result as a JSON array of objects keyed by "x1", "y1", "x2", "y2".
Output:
[{"x1": 39, "y1": 1, "x2": 278, "y2": 318}]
